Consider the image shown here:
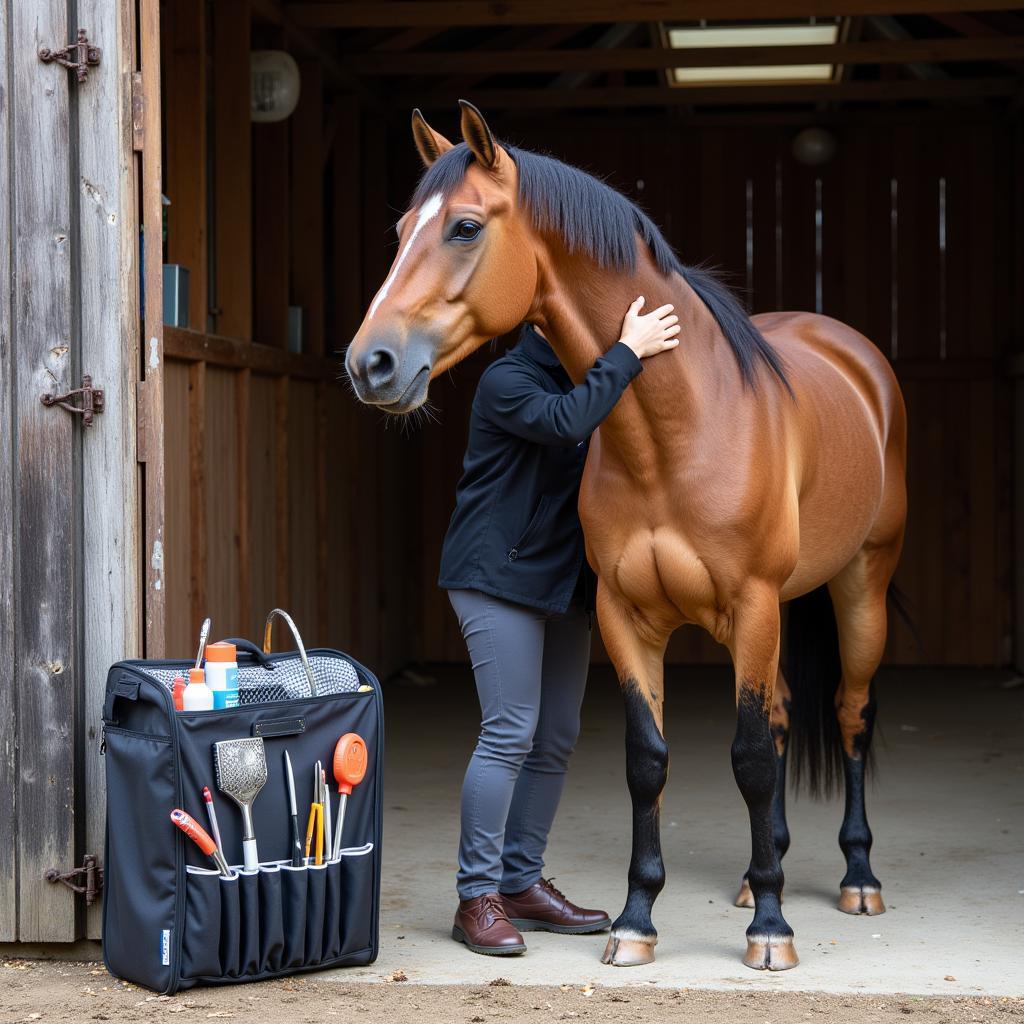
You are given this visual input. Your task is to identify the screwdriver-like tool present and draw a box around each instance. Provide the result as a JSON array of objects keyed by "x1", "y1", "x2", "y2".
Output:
[{"x1": 331, "y1": 733, "x2": 368, "y2": 860}]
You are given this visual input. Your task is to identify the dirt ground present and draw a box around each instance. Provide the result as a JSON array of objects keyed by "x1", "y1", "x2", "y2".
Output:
[{"x1": 2, "y1": 961, "x2": 1021, "y2": 1024}]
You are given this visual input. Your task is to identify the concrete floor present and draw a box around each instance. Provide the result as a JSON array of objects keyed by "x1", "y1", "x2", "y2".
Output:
[{"x1": 335, "y1": 664, "x2": 1024, "y2": 995}]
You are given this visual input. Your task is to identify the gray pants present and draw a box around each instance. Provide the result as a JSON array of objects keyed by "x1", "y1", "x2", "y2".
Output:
[{"x1": 448, "y1": 588, "x2": 592, "y2": 899}]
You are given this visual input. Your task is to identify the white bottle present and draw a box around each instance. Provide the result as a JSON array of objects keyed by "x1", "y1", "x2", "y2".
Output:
[
  {"x1": 204, "y1": 641, "x2": 239, "y2": 710},
  {"x1": 183, "y1": 667, "x2": 214, "y2": 711}
]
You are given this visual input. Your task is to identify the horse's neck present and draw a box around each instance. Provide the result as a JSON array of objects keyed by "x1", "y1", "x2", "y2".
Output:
[{"x1": 531, "y1": 253, "x2": 733, "y2": 464}]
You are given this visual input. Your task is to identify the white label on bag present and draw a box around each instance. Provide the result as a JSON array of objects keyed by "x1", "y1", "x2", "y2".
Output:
[{"x1": 160, "y1": 929, "x2": 171, "y2": 965}]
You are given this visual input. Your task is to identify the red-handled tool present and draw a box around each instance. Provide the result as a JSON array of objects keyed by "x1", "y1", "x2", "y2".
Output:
[
  {"x1": 171, "y1": 808, "x2": 233, "y2": 877},
  {"x1": 331, "y1": 733, "x2": 367, "y2": 860}
]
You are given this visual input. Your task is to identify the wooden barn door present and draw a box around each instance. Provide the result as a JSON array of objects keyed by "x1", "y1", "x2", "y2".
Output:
[{"x1": 0, "y1": 0, "x2": 146, "y2": 942}]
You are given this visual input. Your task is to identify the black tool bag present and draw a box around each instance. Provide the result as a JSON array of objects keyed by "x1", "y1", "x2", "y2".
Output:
[{"x1": 100, "y1": 612, "x2": 383, "y2": 993}]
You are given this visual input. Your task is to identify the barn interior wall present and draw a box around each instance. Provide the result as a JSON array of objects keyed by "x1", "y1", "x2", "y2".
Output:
[{"x1": 155, "y1": 3, "x2": 1016, "y2": 673}]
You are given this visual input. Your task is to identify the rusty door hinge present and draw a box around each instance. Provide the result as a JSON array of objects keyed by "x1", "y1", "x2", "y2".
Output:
[
  {"x1": 41, "y1": 374, "x2": 105, "y2": 427},
  {"x1": 131, "y1": 71, "x2": 144, "y2": 151},
  {"x1": 45, "y1": 854, "x2": 103, "y2": 906},
  {"x1": 39, "y1": 29, "x2": 102, "y2": 84}
]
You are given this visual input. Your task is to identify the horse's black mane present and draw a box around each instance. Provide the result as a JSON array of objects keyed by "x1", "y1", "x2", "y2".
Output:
[{"x1": 412, "y1": 141, "x2": 790, "y2": 392}]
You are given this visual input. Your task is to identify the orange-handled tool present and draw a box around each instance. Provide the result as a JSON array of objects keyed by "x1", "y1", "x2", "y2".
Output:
[
  {"x1": 331, "y1": 733, "x2": 367, "y2": 860},
  {"x1": 171, "y1": 808, "x2": 232, "y2": 877}
]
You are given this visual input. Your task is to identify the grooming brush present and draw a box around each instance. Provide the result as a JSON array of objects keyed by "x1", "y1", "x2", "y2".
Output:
[{"x1": 213, "y1": 737, "x2": 268, "y2": 871}]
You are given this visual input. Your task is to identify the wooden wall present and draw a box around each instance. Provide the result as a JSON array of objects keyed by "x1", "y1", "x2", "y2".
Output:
[
  {"x1": 160, "y1": 2, "x2": 413, "y2": 677},
  {"x1": 395, "y1": 113, "x2": 1018, "y2": 668}
]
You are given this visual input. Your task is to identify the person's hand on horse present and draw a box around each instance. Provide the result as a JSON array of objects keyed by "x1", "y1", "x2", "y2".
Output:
[{"x1": 618, "y1": 296, "x2": 680, "y2": 359}]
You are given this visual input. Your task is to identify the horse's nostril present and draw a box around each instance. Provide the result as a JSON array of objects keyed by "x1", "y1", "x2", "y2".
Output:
[{"x1": 365, "y1": 347, "x2": 397, "y2": 387}]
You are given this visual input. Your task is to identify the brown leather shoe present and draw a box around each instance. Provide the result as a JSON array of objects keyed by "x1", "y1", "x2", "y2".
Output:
[
  {"x1": 452, "y1": 893, "x2": 527, "y2": 956},
  {"x1": 500, "y1": 878, "x2": 611, "y2": 934}
]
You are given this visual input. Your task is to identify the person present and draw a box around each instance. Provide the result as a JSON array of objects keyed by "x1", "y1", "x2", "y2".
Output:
[{"x1": 438, "y1": 297, "x2": 680, "y2": 956}]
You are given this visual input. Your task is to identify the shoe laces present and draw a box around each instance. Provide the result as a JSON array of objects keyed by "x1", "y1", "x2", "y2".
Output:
[
  {"x1": 540, "y1": 877, "x2": 567, "y2": 902},
  {"x1": 478, "y1": 892, "x2": 512, "y2": 923}
]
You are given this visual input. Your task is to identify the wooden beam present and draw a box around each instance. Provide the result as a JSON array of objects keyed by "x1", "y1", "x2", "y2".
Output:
[
  {"x1": 398, "y1": 77, "x2": 1019, "y2": 109},
  {"x1": 290, "y1": 61, "x2": 325, "y2": 356},
  {"x1": 290, "y1": 1, "x2": 1024, "y2": 29},
  {"x1": 252, "y1": 29, "x2": 290, "y2": 350},
  {"x1": 212, "y1": 0, "x2": 253, "y2": 340},
  {"x1": 346, "y1": 36, "x2": 1024, "y2": 75},
  {"x1": 164, "y1": 326, "x2": 346, "y2": 381},
  {"x1": 164, "y1": 0, "x2": 208, "y2": 332}
]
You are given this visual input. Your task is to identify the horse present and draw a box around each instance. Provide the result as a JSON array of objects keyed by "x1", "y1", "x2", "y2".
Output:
[{"x1": 345, "y1": 101, "x2": 907, "y2": 973}]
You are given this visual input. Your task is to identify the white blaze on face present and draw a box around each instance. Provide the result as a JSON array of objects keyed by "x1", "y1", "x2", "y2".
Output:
[{"x1": 367, "y1": 192, "x2": 443, "y2": 320}]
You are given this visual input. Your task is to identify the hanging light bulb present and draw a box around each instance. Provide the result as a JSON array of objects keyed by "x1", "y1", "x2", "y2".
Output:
[{"x1": 250, "y1": 50, "x2": 301, "y2": 123}]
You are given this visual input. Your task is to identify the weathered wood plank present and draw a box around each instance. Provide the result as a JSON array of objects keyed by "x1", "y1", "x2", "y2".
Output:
[
  {"x1": 0, "y1": 0, "x2": 16, "y2": 944},
  {"x1": 78, "y1": 0, "x2": 142, "y2": 939},
  {"x1": 274, "y1": 377, "x2": 291, "y2": 610},
  {"x1": 13, "y1": 0, "x2": 77, "y2": 941},
  {"x1": 164, "y1": 362, "x2": 192, "y2": 656},
  {"x1": 213, "y1": 0, "x2": 253, "y2": 341},
  {"x1": 332, "y1": 96, "x2": 363, "y2": 348},
  {"x1": 315, "y1": 382, "x2": 330, "y2": 642},
  {"x1": 141, "y1": 0, "x2": 167, "y2": 656},
  {"x1": 290, "y1": 62, "x2": 325, "y2": 356}
]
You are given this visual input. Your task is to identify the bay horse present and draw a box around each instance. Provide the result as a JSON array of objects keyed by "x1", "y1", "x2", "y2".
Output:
[{"x1": 345, "y1": 102, "x2": 907, "y2": 972}]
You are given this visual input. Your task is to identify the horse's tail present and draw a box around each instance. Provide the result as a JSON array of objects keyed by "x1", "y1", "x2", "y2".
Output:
[
  {"x1": 786, "y1": 582, "x2": 910, "y2": 797},
  {"x1": 785, "y1": 585, "x2": 844, "y2": 799}
]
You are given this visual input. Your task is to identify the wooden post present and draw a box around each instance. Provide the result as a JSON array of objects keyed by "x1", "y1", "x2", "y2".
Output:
[
  {"x1": 78, "y1": 0, "x2": 143, "y2": 938},
  {"x1": 291, "y1": 62, "x2": 325, "y2": 356},
  {"x1": 252, "y1": 31, "x2": 290, "y2": 347},
  {"x1": 332, "y1": 96, "x2": 363, "y2": 345},
  {"x1": 0, "y1": 0, "x2": 14, "y2": 944},
  {"x1": 141, "y1": 0, "x2": 167, "y2": 655},
  {"x1": 10, "y1": 0, "x2": 77, "y2": 941},
  {"x1": 213, "y1": 0, "x2": 253, "y2": 340},
  {"x1": 163, "y1": 0, "x2": 208, "y2": 332}
]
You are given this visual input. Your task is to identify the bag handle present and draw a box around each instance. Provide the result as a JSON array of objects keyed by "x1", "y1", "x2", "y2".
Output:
[
  {"x1": 263, "y1": 608, "x2": 318, "y2": 696},
  {"x1": 223, "y1": 637, "x2": 275, "y2": 669}
]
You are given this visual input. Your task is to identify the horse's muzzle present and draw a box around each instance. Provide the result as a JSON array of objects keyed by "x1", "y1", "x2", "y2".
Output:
[{"x1": 345, "y1": 332, "x2": 434, "y2": 413}]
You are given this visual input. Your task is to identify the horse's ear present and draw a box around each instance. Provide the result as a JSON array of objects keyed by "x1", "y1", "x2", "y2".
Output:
[
  {"x1": 458, "y1": 99, "x2": 498, "y2": 170},
  {"x1": 411, "y1": 108, "x2": 453, "y2": 167}
]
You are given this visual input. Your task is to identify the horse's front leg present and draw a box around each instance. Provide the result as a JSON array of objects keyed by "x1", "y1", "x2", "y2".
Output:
[
  {"x1": 730, "y1": 584, "x2": 798, "y2": 970},
  {"x1": 597, "y1": 585, "x2": 670, "y2": 968}
]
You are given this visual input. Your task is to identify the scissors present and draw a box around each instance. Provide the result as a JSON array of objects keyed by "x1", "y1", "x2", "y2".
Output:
[{"x1": 304, "y1": 759, "x2": 325, "y2": 865}]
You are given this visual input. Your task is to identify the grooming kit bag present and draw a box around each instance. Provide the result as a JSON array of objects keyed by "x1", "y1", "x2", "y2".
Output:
[{"x1": 100, "y1": 612, "x2": 383, "y2": 992}]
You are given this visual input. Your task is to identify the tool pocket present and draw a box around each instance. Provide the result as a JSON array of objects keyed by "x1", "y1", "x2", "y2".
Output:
[
  {"x1": 338, "y1": 844, "x2": 375, "y2": 956},
  {"x1": 181, "y1": 868, "x2": 224, "y2": 979},
  {"x1": 237, "y1": 870, "x2": 262, "y2": 976},
  {"x1": 303, "y1": 864, "x2": 328, "y2": 964},
  {"x1": 258, "y1": 865, "x2": 285, "y2": 973},
  {"x1": 279, "y1": 864, "x2": 309, "y2": 967},
  {"x1": 218, "y1": 874, "x2": 243, "y2": 978}
]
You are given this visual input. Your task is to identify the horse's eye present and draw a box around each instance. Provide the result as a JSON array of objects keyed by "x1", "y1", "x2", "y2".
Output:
[{"x1": 452, "y1": 220, "x2": 481, "y2": 241}]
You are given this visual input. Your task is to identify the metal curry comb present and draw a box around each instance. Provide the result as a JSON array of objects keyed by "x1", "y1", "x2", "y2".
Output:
[{"x1": 213, "y1": 737, "x2": 268, "y2": 870}]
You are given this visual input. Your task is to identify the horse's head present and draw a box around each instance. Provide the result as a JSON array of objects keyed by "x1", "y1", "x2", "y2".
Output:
[{"x1": 345, "y1": 102, "x2": 537, "y2": 413}]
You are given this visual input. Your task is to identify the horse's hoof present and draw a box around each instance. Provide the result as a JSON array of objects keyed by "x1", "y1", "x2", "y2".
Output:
[
  {"x1": 734, "y1": 878, "x2": 754, "y2": 908},
  {"x1": 838, "y1": 886, "x2": 886, "y2": 916},
  {"x1": 601, "y1": 934, "x2": 656, "y2": 967},
  {"x1": 743, "y1": 934, "x2": 799, "y2": 971}
]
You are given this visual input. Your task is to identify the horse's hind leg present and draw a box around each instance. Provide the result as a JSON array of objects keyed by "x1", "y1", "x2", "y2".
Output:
[
  {"x1": 735, "y1": 666, "x2": 791, "y2": 909},
  {"x1": 828, "y1": 546, "x2": 896, "y2": 916},
  {"x1": 730, "y1": 583, "x2": 797, "y2": 970},
  {"x1": 597, "y1": 588, "x2": 670, "y2": 968}
]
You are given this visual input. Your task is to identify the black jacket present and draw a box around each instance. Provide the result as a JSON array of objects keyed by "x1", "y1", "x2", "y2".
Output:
[{"x1": 438, "y1": 325, "x2": 643, "y2": 614}]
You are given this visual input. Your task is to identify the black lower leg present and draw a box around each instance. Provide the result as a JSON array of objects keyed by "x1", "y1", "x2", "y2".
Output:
[
  {"x1": 743, "y1": 713, "x2": 790, "y2": 886},
  {"x1": 839, "y1": 691, "x2": 880, "y2": 892},
  {"x1": 611, "y1": 680, "x2": 669, "y2": 941},
  {"x1": 733, "y1": 685, "x2": 791, "y2": 941}
]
